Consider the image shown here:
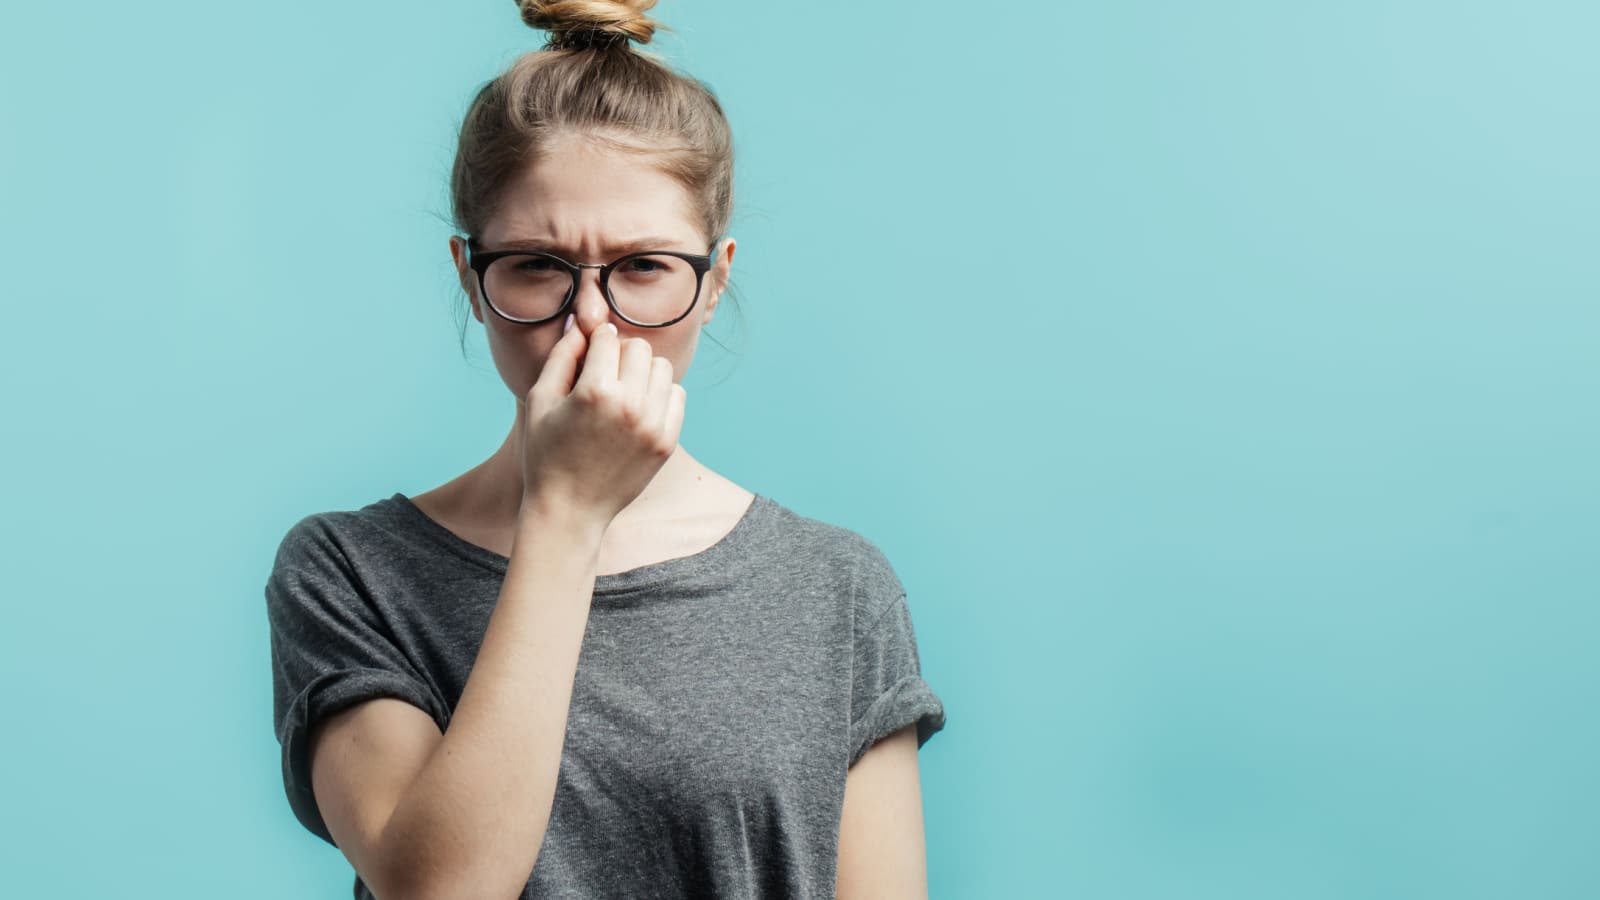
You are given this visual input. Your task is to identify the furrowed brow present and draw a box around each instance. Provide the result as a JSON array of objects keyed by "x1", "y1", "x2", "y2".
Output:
[{"x1": 495, "y1": 236, "x2": 688, "y2": 256}]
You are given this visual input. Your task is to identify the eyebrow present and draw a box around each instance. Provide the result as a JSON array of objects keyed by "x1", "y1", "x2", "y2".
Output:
[{"x1": 492, "y1": 236, "x2": 694, "y2": 256}]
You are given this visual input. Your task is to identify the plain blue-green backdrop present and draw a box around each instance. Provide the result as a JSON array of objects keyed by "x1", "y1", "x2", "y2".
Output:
[{"x1": 3, "y1": 1, "x2": 1596, "y2": 897}]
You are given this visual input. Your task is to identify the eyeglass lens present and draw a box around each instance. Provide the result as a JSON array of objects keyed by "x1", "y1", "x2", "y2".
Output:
[{"x1": 483, "y1": 254, "x2": 699, "y2": 325}]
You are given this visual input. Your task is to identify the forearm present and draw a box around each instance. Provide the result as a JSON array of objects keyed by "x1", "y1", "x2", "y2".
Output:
[{"x1": 378, "y1": 500, "x2": 605, "y2": 900}]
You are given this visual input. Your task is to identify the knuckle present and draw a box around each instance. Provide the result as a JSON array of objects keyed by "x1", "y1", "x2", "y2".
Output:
[{"x1": 574, "y1": 381, "x2": 608, "y2": 406}]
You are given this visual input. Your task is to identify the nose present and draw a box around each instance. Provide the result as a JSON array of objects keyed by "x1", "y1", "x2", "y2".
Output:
[{"x1": 569, "y1": 267, "x2": 617, "y2": 336}]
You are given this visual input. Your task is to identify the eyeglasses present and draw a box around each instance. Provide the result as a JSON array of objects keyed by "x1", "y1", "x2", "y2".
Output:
[{"x1": 463, "y1": 236, "x2": 715, "y2": 328}]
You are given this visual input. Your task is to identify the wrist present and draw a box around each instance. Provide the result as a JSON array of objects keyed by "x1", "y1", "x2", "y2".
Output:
[{"x1": 517, "y1": 493, "x2": 609, "y2": 545}]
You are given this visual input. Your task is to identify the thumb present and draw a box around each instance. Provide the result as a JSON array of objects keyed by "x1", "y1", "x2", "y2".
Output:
[{"x1": 534, "y1": 313, "x2": 587, "y2": 394}]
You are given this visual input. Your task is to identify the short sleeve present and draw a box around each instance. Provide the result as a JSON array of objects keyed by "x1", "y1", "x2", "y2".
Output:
[
  {"x1": 264, "y1": 515, "x2": 448, "y2": 847},
  {"x1": 847, "y1": 563, "x2": 947, "y2": 768}
]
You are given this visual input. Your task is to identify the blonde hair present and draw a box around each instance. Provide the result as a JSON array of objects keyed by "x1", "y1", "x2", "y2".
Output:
[{"x1": 448, "y1": 1, "x2": 741, "y2": 351}]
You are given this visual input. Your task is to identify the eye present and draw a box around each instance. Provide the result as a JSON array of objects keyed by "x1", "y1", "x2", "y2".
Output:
[
  {"x1": 516, "y1": 256, "x2": 560, "y2": 272},
  {"x1": 622, "y1": 257, "x2": 666, "y2": 274}
]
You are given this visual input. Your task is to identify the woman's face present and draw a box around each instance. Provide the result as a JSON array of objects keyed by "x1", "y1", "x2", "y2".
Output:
[{"x1": 449, "y1": 132, "x2": 735, "y2": 406}]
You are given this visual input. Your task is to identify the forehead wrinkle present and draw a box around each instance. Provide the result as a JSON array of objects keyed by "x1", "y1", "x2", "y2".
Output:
[
  {"x1": 493, "y1": 152, "x2": 709, "y2": 257},
  {"x1": 493, "y1": 234, "x2": 692, "y2": 257}
]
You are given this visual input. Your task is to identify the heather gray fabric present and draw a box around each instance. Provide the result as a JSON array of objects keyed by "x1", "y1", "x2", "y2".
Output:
[{"x1": 264, "y1": 491, "x2": 946, "y2": 899}]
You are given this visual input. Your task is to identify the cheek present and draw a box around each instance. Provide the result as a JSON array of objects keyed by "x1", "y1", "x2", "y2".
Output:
[
  {"x1": 661, "y1": 325, "x2": 701, "y2": 380},
  {"x1": 484, "y1": 316, "x2": 563, "y2": 394}
]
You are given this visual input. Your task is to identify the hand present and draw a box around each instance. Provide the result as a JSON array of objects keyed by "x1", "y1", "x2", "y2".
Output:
[{"x1": 515, "y1": 316, "x2": 687, "y2": 528}]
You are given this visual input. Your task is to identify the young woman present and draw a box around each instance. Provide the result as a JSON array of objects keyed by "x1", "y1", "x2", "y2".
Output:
[{"x1": 265, "y1": 3, "x2": 947, "y2": 897}]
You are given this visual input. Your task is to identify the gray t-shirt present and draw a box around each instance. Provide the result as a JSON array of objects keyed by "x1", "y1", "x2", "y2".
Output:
[{"x1": 265, "y1": 491, "x2": 946, "y2": 899}]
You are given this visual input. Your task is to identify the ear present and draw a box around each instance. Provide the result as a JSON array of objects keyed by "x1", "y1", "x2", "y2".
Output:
[
  {"x1": 449, "y1": 235, "x2": 485, "y2": 324},
  {"x1": 701, "y1": 236, "x2": 736, "y2": 326}
]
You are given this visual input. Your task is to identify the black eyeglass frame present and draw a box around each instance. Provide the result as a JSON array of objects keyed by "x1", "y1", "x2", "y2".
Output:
[{"x1": 463, "y1": 236, "x2": 716, "y2": 329}]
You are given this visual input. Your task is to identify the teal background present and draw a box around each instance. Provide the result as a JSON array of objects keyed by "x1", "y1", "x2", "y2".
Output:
[{"x1": 3, "y1": 1, "x2": 1596, "y2": 897}]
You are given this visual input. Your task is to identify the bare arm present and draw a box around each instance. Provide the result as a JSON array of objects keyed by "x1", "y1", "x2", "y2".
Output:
[
  {"x1": 835, "y1": 725, "x2": 930, "y2": 900},
  {"x1": 310, "y1": 321, "x2": 680, "y2": 900},
  {"x1": 313, "y1": 500, "x2": 606, "y2": 900}
]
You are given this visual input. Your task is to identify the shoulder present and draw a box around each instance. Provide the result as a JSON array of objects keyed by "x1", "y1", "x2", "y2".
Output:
[
  {"x1": 758, "y1": 494, "x2": 905, "y2": 621},
  {"x1": 265, "y1": 496, "x2": 405, "y2": 597},
  {"x1": 269, "y1": 505, "x2": 374, "y2": 571}
]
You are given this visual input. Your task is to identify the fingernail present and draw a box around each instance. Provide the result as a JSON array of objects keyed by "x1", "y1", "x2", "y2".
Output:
[{"x1": 562, "y1": 313, "x2": 574, "y2": 335}]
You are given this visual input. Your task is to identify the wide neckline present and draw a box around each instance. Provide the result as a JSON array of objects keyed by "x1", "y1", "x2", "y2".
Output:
[{"x1": 385, "y1": 491, "x2": 769, "y2": 597}]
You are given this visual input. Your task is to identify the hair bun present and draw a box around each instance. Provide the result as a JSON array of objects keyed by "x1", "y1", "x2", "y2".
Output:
[{"x1": 518, "y1": 0, "x2": 660, "y2": 50}]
